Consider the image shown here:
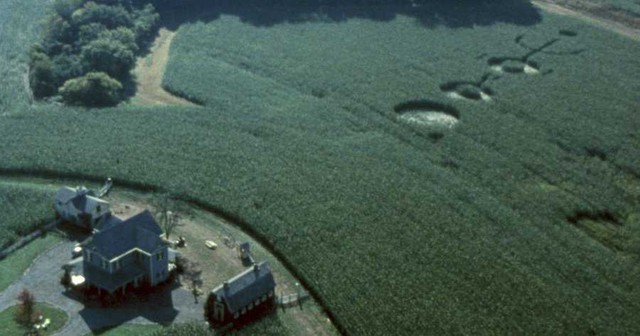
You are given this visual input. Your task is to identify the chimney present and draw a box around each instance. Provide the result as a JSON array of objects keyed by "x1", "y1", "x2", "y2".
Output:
[{"x1": 253, "y1": 263, "x2": 260, "y2": 273}]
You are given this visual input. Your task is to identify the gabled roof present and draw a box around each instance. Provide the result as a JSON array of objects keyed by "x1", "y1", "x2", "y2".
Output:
[
  {"x1": 94, "y1": 213, "x2": 123, "y2": 232},
  {"x1": 82, "y1": 210, "x2": 165, "y2": 260},
  {"x1": 72, "y1": 194, "x2": 108, "y2": 214},
  {"x1": 55, "y1": 186, "x2": 79, "y2": 203},
  {"x1": 56, "y1": 186, "x2": 106, "y2": 213},
  {"x1": 212, "y1": 262, "x2": 276, "y2": 314}
]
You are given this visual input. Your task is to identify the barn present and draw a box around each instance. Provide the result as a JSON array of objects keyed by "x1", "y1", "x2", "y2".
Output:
[{"x1": 206, "y1": 261, "x2": 276, "y2": 325}]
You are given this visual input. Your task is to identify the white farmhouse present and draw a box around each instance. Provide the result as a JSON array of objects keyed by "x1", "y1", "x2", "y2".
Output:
[{"x1": 54, "y1": 186, "x2": 110, "y2": 229}]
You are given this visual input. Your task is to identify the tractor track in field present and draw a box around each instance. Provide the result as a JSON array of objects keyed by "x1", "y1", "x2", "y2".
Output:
[
  {"x1": 532, "y1": 0, "x2": 640, "y2": 42},
  {"x1": 0, "y1": 169, "x2": 344, "y2": 336},
  {"x1": 132, "y1": 28, "x2": 200, "y2": 107}
]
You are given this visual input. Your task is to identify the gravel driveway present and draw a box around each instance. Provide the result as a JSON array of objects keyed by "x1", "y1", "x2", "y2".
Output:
[{"x1": 0, "y1": 241, "x2": 204, "y2": 335}]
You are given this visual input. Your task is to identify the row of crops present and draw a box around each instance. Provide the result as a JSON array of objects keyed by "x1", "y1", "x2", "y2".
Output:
[
  {"x1": 584, "y1": 0, "x2": 640, "y2": 15},
  {"x1": 0, "y1": 182, "x2": 56, "y2": 250},
  {"x1": 2, "y1": 0, "x2": 640, "y2": 335},
  {"x1": 0, "y1": 0, "x2": 51, "y2": 114}
]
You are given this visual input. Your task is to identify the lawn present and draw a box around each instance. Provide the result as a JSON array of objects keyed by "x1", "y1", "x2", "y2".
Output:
[
  {"x1": 0, "y1": 234, "x2": 63, "y2": 292},
  {"x1": 0, "y1": 302, "x2": 67, "y2": 335},
  {"x1": 0, "y1": 179, "x2": 63, "y2": 292},
  {"x1": 1, "y1": 0, "x2": 640, "y2": 334},
  {"x1": 89, "y1": 324, "x2": 163, "y2": 336}
]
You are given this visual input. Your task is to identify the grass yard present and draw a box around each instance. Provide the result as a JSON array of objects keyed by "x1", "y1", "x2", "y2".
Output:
[
  {"x1": 0, "y1": 302, "x2": 67, "y2": 335},
  {"x1": 1, "y1": 0, "x2": 640, "y2": 334},
  {"x1": 0, "y1": 234, "x2": 63, "y2": 292},
  {"x1": 89, "y1": 324, "x2": 163, "y2": 336}
]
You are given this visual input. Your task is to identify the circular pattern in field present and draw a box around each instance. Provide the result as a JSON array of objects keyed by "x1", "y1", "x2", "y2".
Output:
[
  {"x1": 440, "y1": 82, "x2": 493, "y2": 102},
  {"x1": 489, "y1": 58, "x2": 540, "y2": 75},
  {"x1": 394, "y1": 100, "x2": 460, "y2": 128}
]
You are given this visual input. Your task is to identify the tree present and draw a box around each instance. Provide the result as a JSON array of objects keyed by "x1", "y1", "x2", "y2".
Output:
[
  {"x1": 78, "y1": 22, "x2": 108, "y2": 46},
  {"x1": 152, "y1": 194, "x2": 188, "y2": 240},
  {"x1": 14, "y1": 289, "x2": 36, "y2": 327},
  {"x1": 59, "y1": 72, "x2": 123, "y2": 107},
  {"x1": 99, "y1": 27, "x2": 139, "y2": 54},
  {"x1": 29, "y1": 52, "x2": 56, "y2": 98},
  {"x1": 132, "y1": 4, "x2": 160, "y2": 44},
  {"x1": 51, "y1": 51, "x2": 85, "y2": 85},
  {"x1": 53, "y1": 0, "x2": 85, "y2": 20},
  {"x1": 81, "y1": 37, "x2": 136, "y2": 79},
  {"x1": 178, "y1": 256, "x2": 203, "y2": 301},
  {"x1": 71, "y1": 2, "x2": 133, "y2": 29},
  {"x1": 41, "y1": 14, "x2": 74, "y2": 55}
]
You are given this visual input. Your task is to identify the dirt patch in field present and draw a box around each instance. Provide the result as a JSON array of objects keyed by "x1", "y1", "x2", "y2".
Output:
[
  {"x1": 533, "y1": 0, "x2": 640, "y2": 42},
  {"x1": 132, "y1": 28, "x2": 198, "y2": 106}
]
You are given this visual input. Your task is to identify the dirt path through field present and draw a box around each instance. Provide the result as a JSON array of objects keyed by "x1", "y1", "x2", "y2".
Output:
[
  {"x1": 532, "y1": 0, "x2": 640, "y2": 42},
  {"x1": 132, "y1": 28, "x2": 197, "y2": 106}
]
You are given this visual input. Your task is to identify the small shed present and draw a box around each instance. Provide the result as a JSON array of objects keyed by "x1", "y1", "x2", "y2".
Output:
[{"x1": 206, "y1": 261, "x2": 276, "y2": 325}]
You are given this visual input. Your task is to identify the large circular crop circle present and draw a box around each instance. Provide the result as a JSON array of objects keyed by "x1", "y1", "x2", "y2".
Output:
[{"x1": 394, "y1": 100, "x2": 460, "y2": 128}]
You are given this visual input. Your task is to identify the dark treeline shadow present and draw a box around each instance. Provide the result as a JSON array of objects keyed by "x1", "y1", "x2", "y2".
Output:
[{"x1": 148, "y1": 0, "x2": 542, "y2": 30}]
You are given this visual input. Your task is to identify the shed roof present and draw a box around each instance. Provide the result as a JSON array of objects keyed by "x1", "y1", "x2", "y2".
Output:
[
  {"x1": 82, "y1": 210, "x2": 165, "y2": 260},
  {"x1": 211, "y1": 261, "x2": 276, "y2": 314}
]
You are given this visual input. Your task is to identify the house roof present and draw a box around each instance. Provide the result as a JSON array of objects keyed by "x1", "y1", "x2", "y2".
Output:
[
  {"x1": 82, "y1": 210, "x2": 165, "y2": 260},
  {"x1": 84, "y1": 259, "x2": 146, "y2": 293},
  {"x1": 211, "y1": 261, "x2": 276, "y2": 314},
  {"x1": 93, "y1": 213, "x2": 123, "y2": 232}
]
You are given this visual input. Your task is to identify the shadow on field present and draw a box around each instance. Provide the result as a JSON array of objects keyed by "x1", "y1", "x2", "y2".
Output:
[{"x1": 151, "y1": 0, "x2": 542, "y2": 29}]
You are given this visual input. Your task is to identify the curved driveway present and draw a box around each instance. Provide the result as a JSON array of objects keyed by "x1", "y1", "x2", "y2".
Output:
[{"x1": 0, "y1": 241, "x2": 204, "y2": 335}]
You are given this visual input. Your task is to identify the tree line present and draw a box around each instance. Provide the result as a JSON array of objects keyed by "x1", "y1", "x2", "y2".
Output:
[{"x1": 29, "y1": 0, "x2": 159, "y2": 107}]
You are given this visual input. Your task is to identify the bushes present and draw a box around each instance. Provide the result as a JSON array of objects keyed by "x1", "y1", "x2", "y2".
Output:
[
  {"x1": 59, "y1": 72, "x2": 123, "y2": 106},
  {"x1": 28, "y1": 0, "x2": 160, "y2": 107}
]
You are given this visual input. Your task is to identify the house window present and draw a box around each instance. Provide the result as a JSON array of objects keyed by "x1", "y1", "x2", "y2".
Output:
[
  {"x1": 234, "y1": 312, "x2": 239, "y2": 319},
  {"x1": 241, "y1": 308, "x2": 246, "y2": 315},
  {"x1": 255, "y1": 299, "x2": 260, "y2": 306},
  {"x1": 101, "y1": 259, "x2": 107, "y2": 270},
  {"x1": 262, "y1": 295, "x2": 266, "y2": 302},
  {"x1": 113, "y1": 259, "x2": 121, "y2": 271},
  {"x1": 248, "y1": 303, "x2": 253, "y2": 310}
]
